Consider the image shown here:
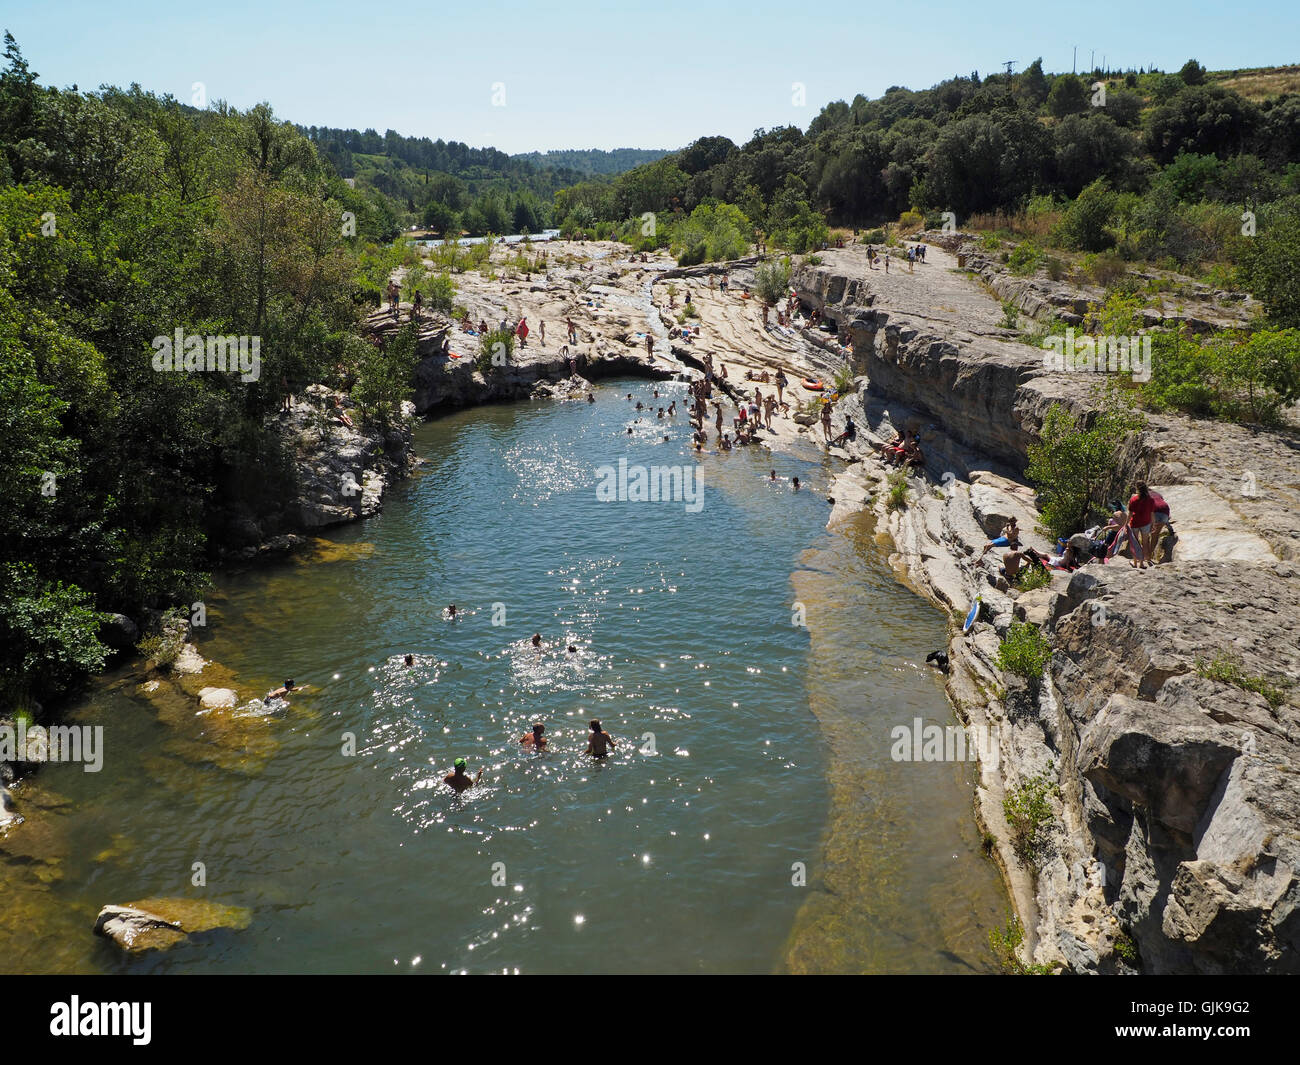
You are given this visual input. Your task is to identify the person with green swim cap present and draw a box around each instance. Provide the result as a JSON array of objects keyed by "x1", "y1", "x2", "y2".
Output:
[{"x1": 444, "y1": 757, "x2": 484, "y2": 794}]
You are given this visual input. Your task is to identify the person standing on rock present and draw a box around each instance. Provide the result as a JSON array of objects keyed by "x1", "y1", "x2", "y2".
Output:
[
  {"x1": 411, "y1": 290, "x2": 423, "y2": 321},
  {"x1": 1127, "y1": 482, "x2": 1157, "y2": 570},
  {"x1": 820, "y1": 397, "x2": 833, "y2": 445},
  {"x1": 539, "y1": 321, "x2": 546, "y2": 347},
  {"x1": 883, "y1": 250, "x2": 891, "y2": 274},
  {"x1": 646, "y1": 334, "x2": 654, "y2": 357},
  {"x1": 567, "y1": 318, "x2": 577, "y2": 345},
  {"x1": 775, "y1": 370, "x2": 787, "y2": 406},
  {"x1": 387, "y1": 279, "x2": 401, "y2": 317}
]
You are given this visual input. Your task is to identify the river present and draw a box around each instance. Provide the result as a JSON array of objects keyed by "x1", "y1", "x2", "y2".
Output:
[{"x1": 2, "y1": 380, "x2": 1006, "y2": 973}]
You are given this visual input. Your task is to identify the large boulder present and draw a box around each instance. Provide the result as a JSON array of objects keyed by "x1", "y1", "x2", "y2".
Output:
[{"x1": 98, "y1": 614, "x2": 139, "y2": 651}]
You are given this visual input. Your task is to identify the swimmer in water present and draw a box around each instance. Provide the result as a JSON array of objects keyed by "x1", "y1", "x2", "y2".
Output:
[
  {"x1": 265, "y1": 678, "x2": 295, "y2": 701},
  {"x1": 792, "y1": 477, "x2": 800, "y2": 490},
  {"x1": 447, "y1": 604, "x2": 457, "y2": 619},
  {"x1": 568, "y1": 644, "x2": 578, "y2": 653},
  {"x1": 531, "y1": 633, "x2": 542, "y2": 648},
  {"x1": 769, "y1": 469, "x2": 777, "y2": 481},
  {"x1": 586, "y1": 719, "x2": 617, "y2": 758},
  {"x1": 404, "y1": 654, "x2": 414, "y2": 667},
  {"x1": 520, "y1": 723, "x2": 547, "y2": 749},
  {"x1": 444, "y1": 757, "x2": 484, "y2": 793}
]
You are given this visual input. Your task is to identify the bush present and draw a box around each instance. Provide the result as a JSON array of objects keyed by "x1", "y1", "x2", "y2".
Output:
[
  {"x1": 752, "y1": 257, "x2": 792, "y2": 306},
  {"x1": 1000, "y1": 300, "x2": 1020, "y2": 329},
  {"x1": 1016, "y1": 565, "x2": 1052, "y2": 591},
  {"x1": 1045, "y1": 256, "x2": 1067, "y2": 281},
  {"x1": 1053, "y1": 179, "x2": 1117, "y2": 252},
  {"x1": 885, "y1": 470, "x2": 910, "y2": 510},
  {"x1": 1007, "y1": 242, "x2": 1043, "y2": 276},
  {"x1": 1003, "y1": 768, "x2": 1059, "y2": 863},
  {"x1": 475, "y1": 327, "x2": 516, "y2": 375},
  {"x1": 989, "y1": 912, "x2": 1058, "y2": 975},
  {"x1": 1197, "y1": 653, "x2": 1288, "y2": 708},
  {"x1": 996, "y1": 622, "x2": 1053, "y2": 682},
  {"x1": 1141, "y1": 327, "x2": 1300, "y2": 425}
]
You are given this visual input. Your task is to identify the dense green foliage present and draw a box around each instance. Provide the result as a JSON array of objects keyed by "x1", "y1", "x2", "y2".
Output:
[
  {"x1": 303, "y1": 127, "x2": 659, "y2": 239},
  {"x1": 0, "y1": 34, "x2": 422, "y2": 706},
  {"x1": 510, "y1": 148, "x2": 670, "y2": 177},
  {"x1": 565, "y1": 59, "x2": 1300, "y2": 274}
]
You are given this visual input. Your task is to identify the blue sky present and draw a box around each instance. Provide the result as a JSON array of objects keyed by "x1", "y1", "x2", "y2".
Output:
[{"x1": 6, "y1": 1, "x2": 1297, "y2": 154}]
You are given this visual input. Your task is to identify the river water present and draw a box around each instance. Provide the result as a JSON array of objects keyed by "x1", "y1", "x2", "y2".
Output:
[{"x1": 3, "y1": 380, "x2": 1005, "y2": 974}]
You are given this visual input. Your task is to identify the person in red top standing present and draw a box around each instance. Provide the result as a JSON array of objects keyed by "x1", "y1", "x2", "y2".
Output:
[
  {"x1": 516, "y1": 317, "x2": 529, "y2": 348},
  {"x1": 1127, "y1": 482, "x2": 1157, "y2": 569}
]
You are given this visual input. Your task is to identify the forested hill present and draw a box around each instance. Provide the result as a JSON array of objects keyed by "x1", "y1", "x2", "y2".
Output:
[
  {"x1": 511, "y1": 148, "x2": 671, "y2": 176},
  {"x1": 300, "y1": 125, "x2": 595, "y2": 237},
  {"x1": 552, "y1": 59, "x2": 1300, "y2": 257}
]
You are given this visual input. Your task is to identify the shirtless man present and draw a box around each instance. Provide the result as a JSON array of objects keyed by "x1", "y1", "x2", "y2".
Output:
[
  {"x1": 774, "y1": 371, "x2": 787, "y2": 406},
  {"x1": 520, "y1": 723, "x2": 547, "y2": 750},
  {"x1": 763, "y1": 394, "x2": 776, "y2": 429},
  {"x1": 265, "y1": 678, "x2": 296, "y2": 702},
  {"x1": 586, "y1": 720, "x2": 616, "y2": 758},
  {"x1": 444, "y1": 758, "x2": 484, "y2": 793},
  {"x1": 531, "y1": 632, "x2": 542, "y2": 648}
]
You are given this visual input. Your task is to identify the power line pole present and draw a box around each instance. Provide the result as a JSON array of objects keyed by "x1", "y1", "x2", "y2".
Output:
[
  {"x1": 1003, "y1": 59, "x2": 1015, "y2": 76},
  {"x1": 1073, "y1": 45, "x2": 1077, "y2": 74}
]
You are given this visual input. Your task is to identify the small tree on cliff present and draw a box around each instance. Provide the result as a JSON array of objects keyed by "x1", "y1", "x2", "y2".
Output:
[{"x1": 1025, "y1": 384, "x2": 1146, "y2": 538}]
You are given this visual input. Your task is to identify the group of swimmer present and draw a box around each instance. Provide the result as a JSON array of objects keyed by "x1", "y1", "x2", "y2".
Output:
[
  {"x1": 418, "y1": 612, "x2": 597, "y2": 792},
  {"x1": 443, "y1": 719, "x2": 618, "y2": 793}
]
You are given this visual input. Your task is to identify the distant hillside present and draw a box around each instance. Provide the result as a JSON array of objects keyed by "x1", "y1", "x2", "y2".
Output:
[{"x1": 511, "y1": 148, "x2": 671, "y2": 177}]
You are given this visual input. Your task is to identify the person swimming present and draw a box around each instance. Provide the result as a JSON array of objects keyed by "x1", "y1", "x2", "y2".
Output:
[
  {"x1": 403, "y1": 654, "x2": 414, "y2": 667},
  {"x1": 444, "y1": 757, "x2": 484, "y2": 793},
  {"x1": 265, "y1": 678, "x2": 295, "y2": 701},
  {"x1": 447, "y1": 604, "x2": 457, "y2": 619},
  {"x1": 521, "y1": 723, "x2": 547, "y2": 749},
  {"x1": 792, "y1": 477, "x2": 800, "y2": 490},
  {"x1": 586, "y1": 719, "x2": 616, "y2": 758},
  {"x1": 531, "y1": 633, "x2": 542, "y2": 648}
]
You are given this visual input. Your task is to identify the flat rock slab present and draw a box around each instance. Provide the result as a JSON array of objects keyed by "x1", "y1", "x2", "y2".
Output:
[{"x1": 1156, "y1": 484, "x2": 1278, "y2": 563}]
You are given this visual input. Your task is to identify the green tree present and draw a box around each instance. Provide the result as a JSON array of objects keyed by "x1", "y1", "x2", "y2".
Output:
[
  {"x1": 1025, "y1": 387, "x2": 1146, "y2": 537},
  {"x1": 1238, "y1": 201, "x2": 1300, "y2": 327},
  {"x1": 1047, "y1": 74, "x2": 1088, "y2": 118}
]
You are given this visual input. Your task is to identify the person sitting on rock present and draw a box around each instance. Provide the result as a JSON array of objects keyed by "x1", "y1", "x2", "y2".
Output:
[
  {"x1": 333, "y1": 396, "x2": 354, "y2": 429},
  {"x1": 902, "y1": 437, "x2": 925, "y2": 471},
  {"x1": 829, "y1": 416, "x2": 857, "y2": 448},
  {"x1": 980, "y1": 517, "x2": 1021, "y2": 557}
]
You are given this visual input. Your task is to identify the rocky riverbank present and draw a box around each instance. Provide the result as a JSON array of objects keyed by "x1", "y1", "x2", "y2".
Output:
[{"x1": 796, "y1": 239, "x2": 1299, "y2": 973}]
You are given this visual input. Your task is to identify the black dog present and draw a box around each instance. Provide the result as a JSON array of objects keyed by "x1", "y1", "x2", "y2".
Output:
[{"x1": 925, "y1": 650, "x2": 950, "y2": 674}]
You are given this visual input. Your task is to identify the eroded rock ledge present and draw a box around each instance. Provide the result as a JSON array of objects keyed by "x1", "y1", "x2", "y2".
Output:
[{"x1": 799, "y1": 246, "x2": 1299, "y2": 973}]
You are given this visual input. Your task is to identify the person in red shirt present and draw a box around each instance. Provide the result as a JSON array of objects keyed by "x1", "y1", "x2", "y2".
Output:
[{"x1": 1127, "y1": 482, "x2": 1157, "y2": 569}]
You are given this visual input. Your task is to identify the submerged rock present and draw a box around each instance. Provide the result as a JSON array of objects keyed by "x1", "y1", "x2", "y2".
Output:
[
  {"x1": 94, "y1": 898, "x2": 252, "y2": 954},
  {"x1": 197, "y1": 687, "x2": 238, "y2": 711}
]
